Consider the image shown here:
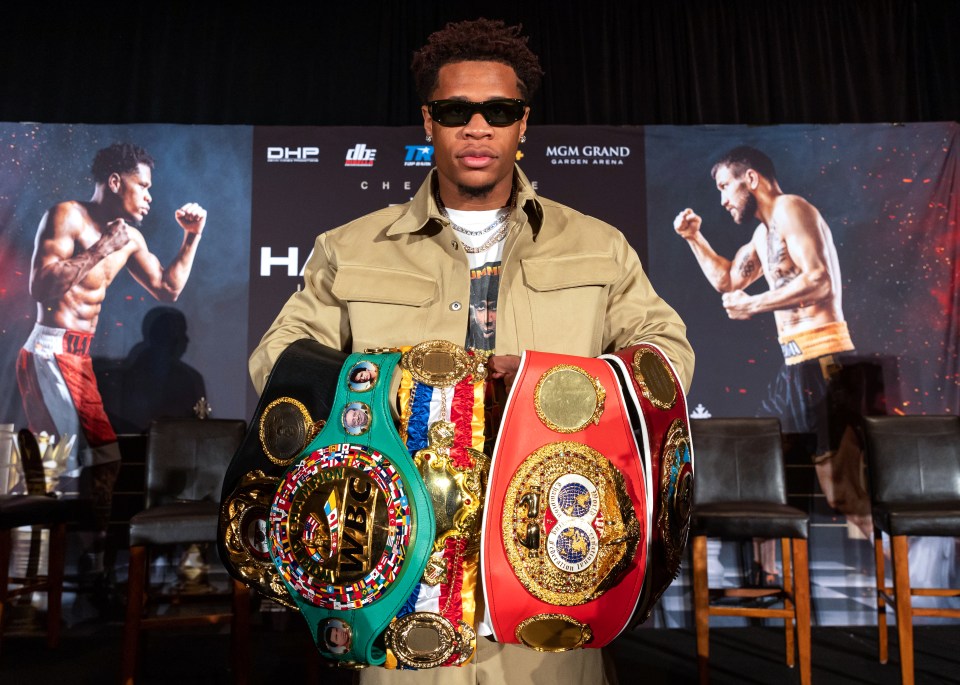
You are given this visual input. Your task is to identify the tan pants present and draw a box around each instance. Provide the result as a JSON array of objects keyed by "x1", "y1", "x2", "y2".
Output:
[{"x1": 359, "y1": 637, "x2": 617, "y2": 685}]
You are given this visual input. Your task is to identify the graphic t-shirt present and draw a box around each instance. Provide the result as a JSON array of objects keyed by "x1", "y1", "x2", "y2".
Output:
[{"x1": 446, "y1": 207, "x2": 507, "y2": 354}]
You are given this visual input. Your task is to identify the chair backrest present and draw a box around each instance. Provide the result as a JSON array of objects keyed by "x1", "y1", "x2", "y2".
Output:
[
  {"x1": 17, "y1": 429, "x2": 49, "y2": 496},
  {"x1": 145, "y1": 418, "x2": 246, "y2": 509},
  {"x1": 689, "y1": 417, "x2": 787, "y2": 506},
  {"x1": 862, "y1": 415, "x2": 960, "y2": 505}
]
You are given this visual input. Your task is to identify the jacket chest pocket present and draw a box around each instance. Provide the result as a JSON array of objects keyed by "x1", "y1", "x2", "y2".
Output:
[
  {"x1": 520, "y1": 254, "x2": 617, "y2": 355},
  {"x1": 332, "y1": 264, "x2": 438, "y2": 349}
]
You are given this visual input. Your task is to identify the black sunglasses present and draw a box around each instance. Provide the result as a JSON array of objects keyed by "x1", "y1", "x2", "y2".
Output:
[{"x1": 427, "y1": 98, "x2": 527, "y2": 127}]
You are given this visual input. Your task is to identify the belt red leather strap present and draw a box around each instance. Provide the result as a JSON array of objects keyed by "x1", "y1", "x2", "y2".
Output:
[{"x1": 481, "y1": 350, "x2": 650, "y2": 651}]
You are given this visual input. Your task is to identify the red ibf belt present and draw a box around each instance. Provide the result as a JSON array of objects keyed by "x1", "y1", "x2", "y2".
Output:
[
  {"x1": 480, "y1": 350, "x2": 650, "y2": 651},
  {"x1": 601, "y1": 344, "x2": 693, "y2": 626}
]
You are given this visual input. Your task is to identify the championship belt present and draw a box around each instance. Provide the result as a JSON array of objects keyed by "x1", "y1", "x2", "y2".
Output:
[
  {"x1": 480, "y1": 351, "x2": 649, "y2": 651},
  {"x1": 601, "y1": 344, "x2": 694, "y2": 625},
  {"x1": 219, "y1": 339, "x2": 347, "y2": 607},
  {"x1": 382, "y1": 340, "x2": 490, "y2": 669},
  {"x1": 269, "y1": 351, "x2": 435, "y2": 666}
]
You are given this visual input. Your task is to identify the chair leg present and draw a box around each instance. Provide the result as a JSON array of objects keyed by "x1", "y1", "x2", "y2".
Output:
[
  {"x1": 692, "y1": 535, "x2": 710, "y2": 685},
  {"x1": 45, "y1": 522, "x2": 67, "y2": 649},
  {"x1": 891, "y1": 535, "x2": 914, "y2": 685},
  {"x1": 873, "y1": 529, "x2": 888, "y2": 664},
  {"x1": 781, "y1": 537, "x2": 795, "y2": 668},
  {"x1": 791, "y1": 539, "x2": 812, "y2": 685},
  {"x1": 0, "y1": 528, "x2": 11, "y2": 654},
  {"x1": 230, "y1": 580, "x2": 251, "y2": 685},
  {"x1": 121, "y1": 545, "x2": 148, "y2": 685}
]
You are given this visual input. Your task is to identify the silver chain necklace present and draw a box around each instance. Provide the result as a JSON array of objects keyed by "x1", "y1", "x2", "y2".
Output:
[
  {"x1": 459, "y1": 219, "x2": 511, "y2": 253},
  {"x1": 434, "y1": 186, "x2": 517, "y2": 252},
  {"x1": 446, "y1": 210, "x2": 509, "y2": 237}
]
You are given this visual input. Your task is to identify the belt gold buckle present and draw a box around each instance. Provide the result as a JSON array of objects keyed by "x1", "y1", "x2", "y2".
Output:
[
  {"x1": 401, "y1": 340, "x2": 487, "y2": 386},
  {"x1": 385, "y1": 612, "x2": 476, "y2": 668}
]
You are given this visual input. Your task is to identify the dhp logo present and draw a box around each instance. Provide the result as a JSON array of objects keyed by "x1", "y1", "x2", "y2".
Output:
[{"x1": 267, "y1": 147, "x2": 320, "y2": 163}]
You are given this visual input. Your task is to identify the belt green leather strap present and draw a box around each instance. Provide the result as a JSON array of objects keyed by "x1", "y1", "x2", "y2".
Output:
[{"x1": 270, "y1": 351, "x2": 435, "y2": 666}]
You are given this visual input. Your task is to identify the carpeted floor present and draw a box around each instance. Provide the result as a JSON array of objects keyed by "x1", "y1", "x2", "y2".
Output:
[{"x1": 1, "y1": 611, "x2": 958, "y2": 684}]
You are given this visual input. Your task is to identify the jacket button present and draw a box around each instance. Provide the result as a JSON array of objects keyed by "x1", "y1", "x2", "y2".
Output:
[
  {"x1": 450, "y1": 301, "x2": 462, "y2": 311},
  {"x1": 451, "y1": 240, "x2": 459, "y2": 250}
]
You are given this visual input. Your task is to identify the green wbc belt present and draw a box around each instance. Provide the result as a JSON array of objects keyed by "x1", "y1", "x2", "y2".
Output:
[{"x1": 270, "y1": 351, "x2": 435, "y2": 667}]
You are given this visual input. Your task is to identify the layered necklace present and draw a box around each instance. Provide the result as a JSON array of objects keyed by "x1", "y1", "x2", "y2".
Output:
[{"x1": 435, "y1": 186, "x2": 516, "y2": 254}]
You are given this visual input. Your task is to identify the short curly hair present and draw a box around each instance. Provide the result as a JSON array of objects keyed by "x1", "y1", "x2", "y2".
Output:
[
  {"x1": 411, "y1": 18, "x2": 544, "y2": 103},
  {"x1": 91, "y1": 143, "x2": 154, "y2": 183},
  {"x1": 711, "y1": 146, "x2": 777, "y2": 183}
]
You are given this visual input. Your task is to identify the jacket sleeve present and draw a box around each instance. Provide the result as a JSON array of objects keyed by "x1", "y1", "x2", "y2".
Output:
[
  {"x1": 604, "y1": 236, "x2": 695, "y2": 393},
  {"x1": 248, "y1": 232, "x2": 349, "y2": 394}
]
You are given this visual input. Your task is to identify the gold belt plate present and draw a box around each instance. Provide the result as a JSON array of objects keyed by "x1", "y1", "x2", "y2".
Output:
[
  {"x1": 631, "y1": 347, "x2": 677, "y2": 410},
  {"x1": 221, "y1": 470, "x2": 296, "y2": 609},
  {"x1": 401, "y1": 340, "x2": 487, "y2": 387},
  {"x1": 413, "y1": 420, "x2": 490, "y2": 567},
  {"x1": 501, "y1": 442, "x2": 640, "y2": 605},
  {"x1": 259, "y1": 397, "x2": 321, "y2": 465},
  {"x1": 533, "y1": 364, "x2": 606, "y2": 434},
  {"x1": 515, "y1": 613, "x2": 593, "y2": 652},
  {"x1": 385, "y1": 612, "x2": 476, "y2": 668},
  {"x1": 658, "y1": 419, "x2": 694, "y2": 571}
]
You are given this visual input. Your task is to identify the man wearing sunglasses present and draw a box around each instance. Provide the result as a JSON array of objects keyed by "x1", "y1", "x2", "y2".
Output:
[{"x1": 250, "y1": 17, "x2": 693, "y2": 685}]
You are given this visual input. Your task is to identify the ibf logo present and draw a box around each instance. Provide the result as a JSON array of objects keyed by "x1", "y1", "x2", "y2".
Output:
[
  {"x1": 266, "y1": 146, "x2": 319, "y2": 163},
  {"x1": 404, "y1": 145, "x2": 434, "y2": 167},
  {"x1": 345, "y1": 144, "x2": 376, "y2": 167}
]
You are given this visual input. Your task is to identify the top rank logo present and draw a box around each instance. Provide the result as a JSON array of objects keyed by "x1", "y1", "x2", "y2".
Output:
[
  {"x1": 404, "y1": 145, "x2": 434, "y2": 167},
  {"x1": 267, "y1": 146, "x2": 319, "y2": 163},
  {"x1": 345, "y1": 144, "x2": 376, "y2": 167}
]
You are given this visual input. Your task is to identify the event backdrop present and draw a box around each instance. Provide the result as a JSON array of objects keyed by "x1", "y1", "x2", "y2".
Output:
[{"x1": 0, "y1": 121, "x2": 956, "y2": 627}]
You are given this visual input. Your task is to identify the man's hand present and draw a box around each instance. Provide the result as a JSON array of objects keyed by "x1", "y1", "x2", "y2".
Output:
[
  {"x1": 722, "y1": 290, "x2": 755, "y2": 320},
  {"x1": 175, "y1": 203, "x2": 207, "y2": 235},
  {"x1": 487, "y1": 354, "x2": 521, "y2": 389},
  {"x1": 674, "y1": 208, "x2": 702, "y2": 239},
  {"x1": 98, "y1": 218, "x2": 132, "y2": 255}
]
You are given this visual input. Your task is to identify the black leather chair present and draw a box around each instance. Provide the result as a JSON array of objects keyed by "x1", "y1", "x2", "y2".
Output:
[
  {"x1": 689, "y1": 418, "x2": 811, "y2": 685},
  {"x1": 120, "y1": 418, "x2": 250, "y2": 685},
  {"x1": 862, "y1": 414, "x2": 960, "y2": 685},
  {"x1": 0, "y1": 429, "x2": 91, "y2": 654}
]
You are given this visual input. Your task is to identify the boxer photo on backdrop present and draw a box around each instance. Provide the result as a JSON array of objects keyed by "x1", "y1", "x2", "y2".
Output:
[
  {"x1": 673, "y1": 144, "x2": 867, "y2": 583},
  {"x1": 15, "y1": 142, "x2": 207, "y2": 579}
]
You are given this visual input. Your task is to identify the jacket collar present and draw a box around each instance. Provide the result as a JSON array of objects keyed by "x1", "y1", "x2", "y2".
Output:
[{"x1": 386, "y1": 165, "x2": 544, "y2": 237}]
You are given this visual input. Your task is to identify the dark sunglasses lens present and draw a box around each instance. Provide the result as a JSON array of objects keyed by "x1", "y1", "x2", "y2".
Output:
[
  {"x1": 483, "y1": 101, "x2": 524, "y2": 125},
  {"x1": 431, "y1": 100, "x2": 524, "y2": 126},
  {"x1": 434, "y1": 102, "x2": 471, "y2": 125}
]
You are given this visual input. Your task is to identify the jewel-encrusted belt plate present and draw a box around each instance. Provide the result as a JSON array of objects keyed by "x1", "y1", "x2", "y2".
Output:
[
  {"x1": 218, "y1": 339, "x2": 347, "y2": 608},
  {"x1": 601, "y1": 343, "x2": 693, "y2": 626},
  {"x1": 269, "y1": 351, "x2": 435, "y2": 667},
  {"x1": 480, "y1": 350, "x2": 650, "y2": 651}
]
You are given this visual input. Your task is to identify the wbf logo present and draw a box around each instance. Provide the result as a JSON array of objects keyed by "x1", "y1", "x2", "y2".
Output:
[
  {"x1": 404, "y1": 145, "x2": 434, "y2": 167},
  {"x1": 345, "y1": 144, "x2": 376, "y2": 167},
  {"x1": 267, "y1": 146, "x2": 319, "y2": 163}
]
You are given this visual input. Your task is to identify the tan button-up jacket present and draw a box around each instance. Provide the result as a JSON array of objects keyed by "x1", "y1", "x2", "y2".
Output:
[{"x1": 249, "y1": 166, "x2": 694, "y2": 393}]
